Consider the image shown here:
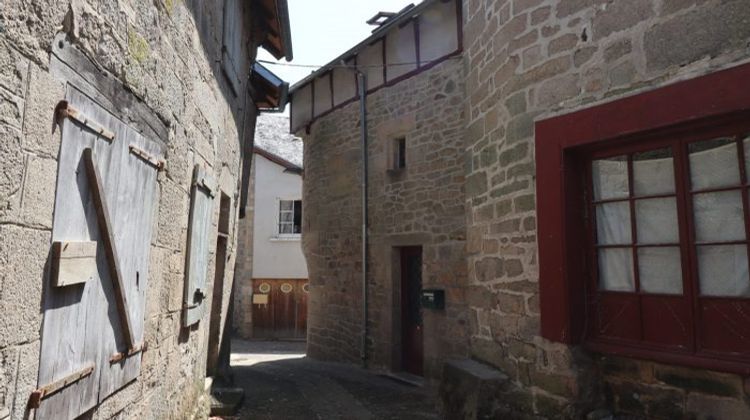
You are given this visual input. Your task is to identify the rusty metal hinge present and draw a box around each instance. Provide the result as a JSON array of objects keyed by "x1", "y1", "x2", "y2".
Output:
[
  {"x1": 28, "y1": 363, "x2": 95, "y2": 409},
  {"x1": 110, "y1": 341, "x2": 148, "y2": 364},
  {"x1": 54, "y1": 100, "x2": 115, "y2": 141},
  {"x1": 129, "y1": 144, "x2": 165, "y2": 171}
]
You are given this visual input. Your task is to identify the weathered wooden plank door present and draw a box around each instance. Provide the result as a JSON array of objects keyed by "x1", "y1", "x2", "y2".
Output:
[
  {"x1": 183, "y1": 165, "x2": 217, "y2": 327},
  {"x1": 251, "y1": 279, "x2": 308, "y2": 339},
  {"x1": 36, "y1": 86, "x2": 163, "y2": 419}
]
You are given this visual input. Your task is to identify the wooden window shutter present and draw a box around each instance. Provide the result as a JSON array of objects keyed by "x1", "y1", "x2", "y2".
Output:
[
  {"x1": 221, "y1": 0, "x2": 243, "y2": 95},
  {"x1": 183, "y1": 165, "x2": 217, "y2": 327},
  {"x1": 36, "y1": 86, "x2": 164, "y2": 419}
]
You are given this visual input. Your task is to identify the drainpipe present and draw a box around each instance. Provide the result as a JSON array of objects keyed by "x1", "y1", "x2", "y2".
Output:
[{"x1": 357, "y1": 71, "x2": 369, "y2": 368}]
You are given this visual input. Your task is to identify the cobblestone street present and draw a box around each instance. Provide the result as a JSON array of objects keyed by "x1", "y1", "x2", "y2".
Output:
[{"x1": 230, "y1": 340, "x2": 439, "y2": 419}]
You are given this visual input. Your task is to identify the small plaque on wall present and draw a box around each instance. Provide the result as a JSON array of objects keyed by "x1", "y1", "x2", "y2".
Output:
[{"x1": 253, "y1": 294, "x2": 269, "y2": 305}]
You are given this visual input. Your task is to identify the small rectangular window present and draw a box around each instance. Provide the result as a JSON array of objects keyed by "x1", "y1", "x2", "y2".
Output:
[
  {"x1": 279, "y1": 199, "x2": 302, "y2": 235},
  {"x1": 392, "y1": 137, "x2": 406, "y2": 170}
]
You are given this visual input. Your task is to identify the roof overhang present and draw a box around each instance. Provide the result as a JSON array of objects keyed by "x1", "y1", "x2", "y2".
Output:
[
  {"x1": 258, "y1": 0, "x2": 294, "y2": 61},
  {"x1": 290, "y1": 1, "x2": 438, "y2": 93},
  {"x1": 251, "y1": 62, "x2": 289, "y2": 112},
  {"x1": 254, "y1": 146, "x2": 303, "y2": 173}
]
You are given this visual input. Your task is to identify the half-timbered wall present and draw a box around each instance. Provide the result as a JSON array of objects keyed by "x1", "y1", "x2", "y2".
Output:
[
  {"x1": 289, "y1": 0, "x2": 461, "y2": 133},
  {"x1": 0, "y1": 0, "x2": 266, "y2": 418}
]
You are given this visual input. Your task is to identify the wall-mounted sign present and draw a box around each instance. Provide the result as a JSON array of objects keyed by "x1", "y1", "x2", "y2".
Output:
[
  {"x1": 280, "y1": 283, "x2": 293, "y2": 294},
  {"x1": 253, "y1": 294, "x2": 269, "y2": 305},
  {"x1": 259, "y1": 282, "x2": 271, "y2": 293}
]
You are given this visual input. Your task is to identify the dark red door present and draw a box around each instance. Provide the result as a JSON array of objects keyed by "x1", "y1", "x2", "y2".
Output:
[{"x1": 401, "y1": 247, "x2": 423, "y2": 376}]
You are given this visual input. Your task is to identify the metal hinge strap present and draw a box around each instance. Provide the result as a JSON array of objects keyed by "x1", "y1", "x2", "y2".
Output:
[
  {"x1": 129, "y1": 144, "x2": 165, "y2": 171},
  {"x1": 28, "y1": 363, "x2": 95, "y2": 409},
  {"x1": 110, "y1": 341, "x2": 148, "y2": 364},
  {"x1": 55, "y1": 100, "x2": 115, "y2": 141}
]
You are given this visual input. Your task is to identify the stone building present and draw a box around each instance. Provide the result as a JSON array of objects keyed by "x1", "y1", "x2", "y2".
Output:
[
  {"x1": 290, "y1": 0, "x2": 750, "y2": 418},
  {"x1": 0, "y1": 1, "x2": 290, "y2": 419},
  {"x1": 291, "y1": 0, "x2": 467, "y2": 377}
]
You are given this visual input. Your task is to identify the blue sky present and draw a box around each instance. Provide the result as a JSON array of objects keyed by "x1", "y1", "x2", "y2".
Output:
[{"x1": 259, "y1": 0, "x2": 418, "y2": 86}]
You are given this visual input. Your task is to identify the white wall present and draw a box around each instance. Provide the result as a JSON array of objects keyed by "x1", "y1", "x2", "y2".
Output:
[{"x1": 252, "y1": 153, "x2": 309, "y2": 279}]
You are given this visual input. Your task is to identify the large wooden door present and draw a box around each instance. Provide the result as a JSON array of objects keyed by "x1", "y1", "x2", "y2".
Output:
[
  {"x1": 36, "y1": 86, "x2": 163, "y2": 419},
  {"x1": 401, "y1": 246, "x2": 423, "y2": 376},
  {"x1": 251, "y1": 279, "x2": 307, "y2": 339}
]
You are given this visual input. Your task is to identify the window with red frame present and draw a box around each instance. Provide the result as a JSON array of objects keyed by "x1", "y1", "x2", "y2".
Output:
[{"x1": 584, "y1": 126, "x2": 750, "y2": 366}]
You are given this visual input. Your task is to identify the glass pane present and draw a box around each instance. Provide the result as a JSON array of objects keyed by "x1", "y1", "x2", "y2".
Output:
[
  {"x1": 744, "y1": 137, "x2": 750, "y2": 180},
  {"x1": 280, "y1": 200, "x2": 293, "y2": 211},
  {"x1": 635, "y1": 198, "x2": 679, "y2": 244},
  {"x1": 598, "y1": 248, "x2": 635, "y2": 292},
  {"x1": 689, "y1": 138, "x2": 740, "y2": 190},
  {"x1": 280, "y1": 212, "x2": 293, "y2": 222},
  {"x1": 693, "y1": 191, "x2": 745, "y2": 243},
  {"x1": 592, "y1": 156, "x2": 628, "y2": 201},
  {"x1": 638, "y1": 247, "x2": 683, "y2": 294},
  {"x1": 633, "y1": 148, "x2": 675, "y2": 196},
  {"x1": 279, "y1": 223, "x2": 293, "y2": 234},
  {"x1": 596, "y1": 202, "x2": 632, "y2": 245},
  {"x1": 697, "y1": 245, "x2": 750, "y2": 297}
]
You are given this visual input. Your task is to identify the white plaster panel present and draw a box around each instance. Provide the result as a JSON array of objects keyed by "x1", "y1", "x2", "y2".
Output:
[
  {"x1": 251, "y1": 154, "x2": 309, "y2": 279},
  {"x1": 291, "y1": 83, "x2": 312, "y2": 133},
  {"x1": 357, "y1": 41, "x2": 384, "y2": 90},
  {"x1": 313, "y1": 73, "x2": 333, "y2": 117},
  {"x1": 333, "y1": 64, "x2": 357, "y2": 106},
  {"x1": 386, "y1": 21, "x2": 417, "y2": 82},
  {"x1": 419, "y1": 0, "x2": 459, "y2": 65}
]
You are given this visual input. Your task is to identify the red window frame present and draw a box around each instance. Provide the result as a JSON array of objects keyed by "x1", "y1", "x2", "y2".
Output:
[{"x1": 535, "y1": 63, "x2": 750, "y2": 374}]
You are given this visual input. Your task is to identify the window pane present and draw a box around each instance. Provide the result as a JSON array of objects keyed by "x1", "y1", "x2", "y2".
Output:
[
  {"x1": 744, "y1": 137, "x2": 750, "y2": 180},
  {"x1": 633, "y1": 148, "x2": 675, "y2": 196},
  {"x1": 638, "y1": 247, "x2": 683, "y2": 294},
  {"x1": 598, "y1": 248, "x2": 635, "y2": 292},
  {"x1": 280, "y1": 200, "x2": 293, "y2": 211},
  {"x1": 693, "y1": 191, "x2": 745, "y2": 243},
  {"x1": 697, "y1": 245, "x2": 750, "y2": 297},
  {"x1": 596, "y1": 202, "x2": 632, "y2": 245},
  {"x1": 689, "y1": 138, "x2": 740, "y2": 190},
  {"x1": 294, "y1": 200, "x2": 302, "y2": 232},
  {"x1": 635, "y1": 198, "x2": 679, "y2": 244},
  {"x1": 279, "y1": 223, "x2": 293, "y2": 234},
  {"x1": 280, "y1": 212, "x2": 293, "y2": 222},
  {"x1": 592, "y1": 156, "x2": 628, "y2": 201}
]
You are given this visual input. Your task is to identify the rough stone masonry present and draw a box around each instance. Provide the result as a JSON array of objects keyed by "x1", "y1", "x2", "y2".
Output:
[
  {"x1": 297, "y1": 0, "x2": 750, "y2": 418},
  {"x1": 0, "y1": 0, "x2": 279, "y2": 418}
]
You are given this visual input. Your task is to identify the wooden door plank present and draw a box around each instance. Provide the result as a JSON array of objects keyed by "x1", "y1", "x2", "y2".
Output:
[
  {"x1": 37, "y1": 86, "x2": 106, "y2": 420},
  {"x1": 51, "y1": 241, "x2": 98, "y2": 287},
  {"x1": 184, "y1": 165, "x2": 216, "y2": 326},
  {"x1": 83, "y1": 147, "x2": 135, "y2": 349},
  {"x1": 37, "y1": 86, "x2": 163, "y2": 419}
]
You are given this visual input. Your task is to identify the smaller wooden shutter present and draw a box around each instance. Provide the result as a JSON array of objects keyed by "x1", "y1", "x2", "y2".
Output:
[
  {"x1": 221, "y1": 0, "x2": 243, "y2": 95},
  {"x1": 184, "y1": 165, "x2": 217, "y2": 326}
]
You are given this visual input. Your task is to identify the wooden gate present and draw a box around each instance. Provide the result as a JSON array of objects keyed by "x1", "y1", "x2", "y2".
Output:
[
  {"x1": 35, "y1": 86, "x2": 164, "y2": 419},
  {"x1": 251, "y1": 279, "x2": 308, "y2": 339}
]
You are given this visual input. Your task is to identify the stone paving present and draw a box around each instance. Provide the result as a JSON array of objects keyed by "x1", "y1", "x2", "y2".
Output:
[{"x1": 229, "y1": 340, "x2": 439, "y2": 420}]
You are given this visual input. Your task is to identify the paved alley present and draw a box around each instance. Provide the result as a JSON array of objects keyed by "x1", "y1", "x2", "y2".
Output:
[{"x1": 230, "y1": 340, "x2": 439, "y2": 420}]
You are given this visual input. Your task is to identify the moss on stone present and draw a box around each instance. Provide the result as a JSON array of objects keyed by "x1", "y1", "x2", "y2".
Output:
[{"x1": 128, "y1": 29, "x2": 149, "y2": 64}]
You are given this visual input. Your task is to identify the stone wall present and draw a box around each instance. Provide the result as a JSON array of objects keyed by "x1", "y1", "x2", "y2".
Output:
[
  {"x1": 0, "y1": 0, "x2": 259, "y2": 418},
  {"x1": 300, "y1": 58, "x2": 469, "y2": 377},
  {"x1": 463, "y1": 0, "x2": 750, "y2": 417},
  {"x1": 234, "y1": 158, "x2": 256, "y2": 340}
]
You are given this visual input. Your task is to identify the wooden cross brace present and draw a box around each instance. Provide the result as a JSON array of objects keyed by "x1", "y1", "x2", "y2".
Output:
[{"x1": 83, "y1": 148, "x2": 135, "y2": 350}]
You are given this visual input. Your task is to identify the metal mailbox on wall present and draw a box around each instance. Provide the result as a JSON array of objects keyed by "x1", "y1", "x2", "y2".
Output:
[{"x1": 36, "y1": 86, "x2": 164, "y2": 419}]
